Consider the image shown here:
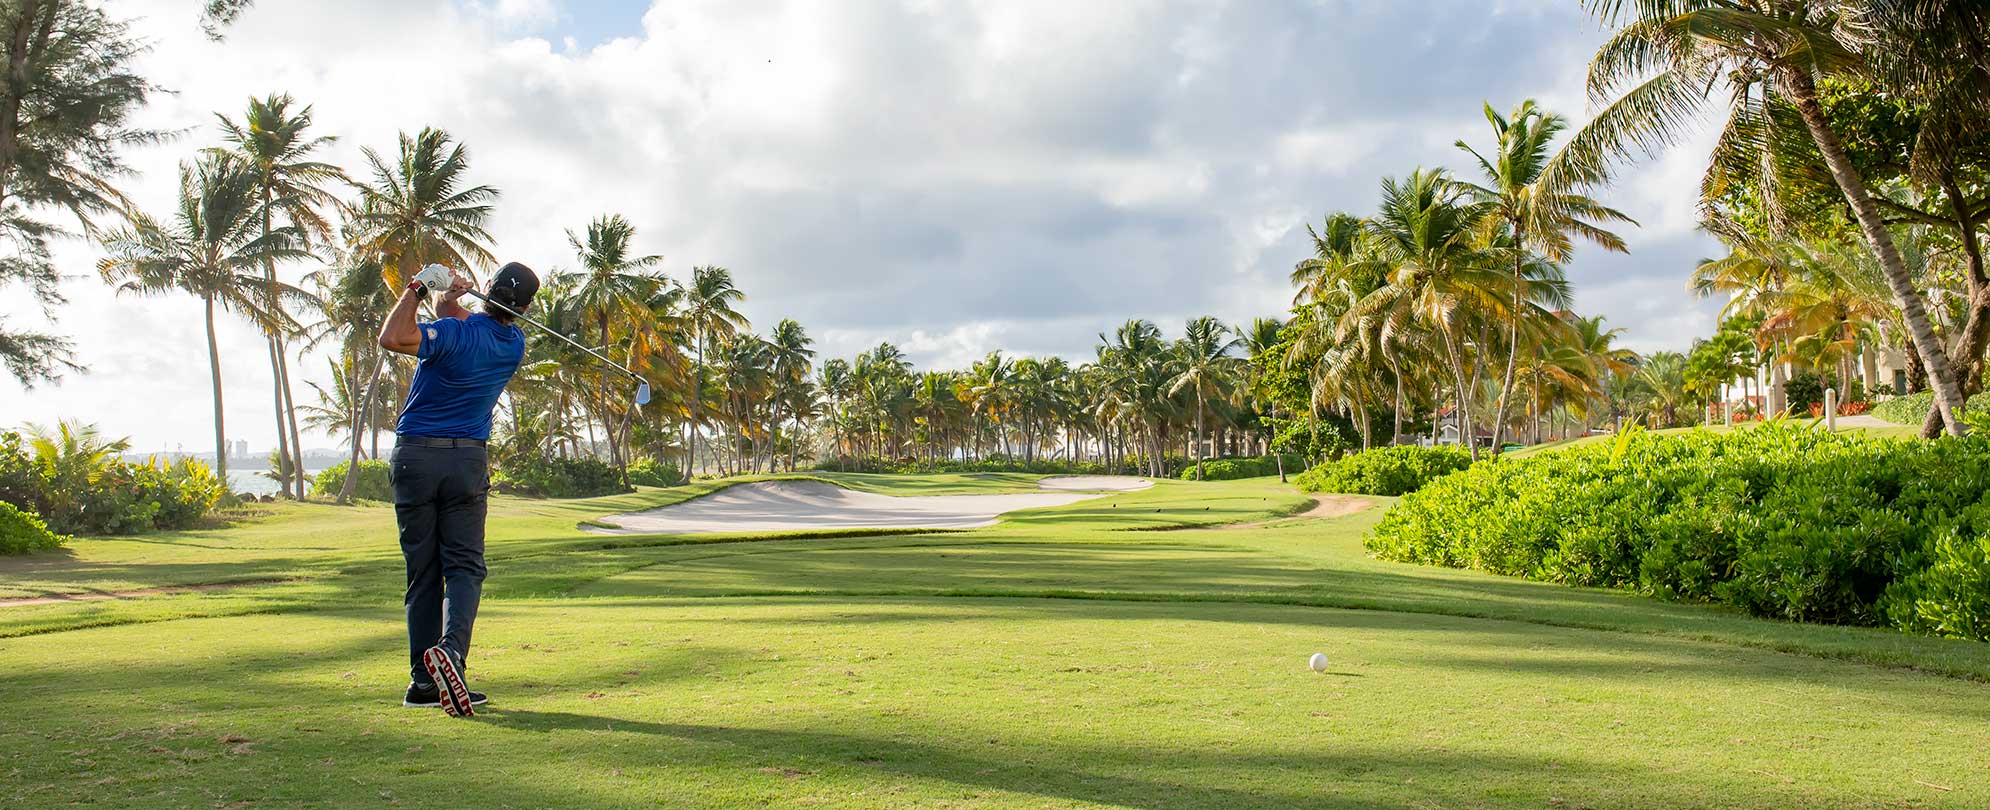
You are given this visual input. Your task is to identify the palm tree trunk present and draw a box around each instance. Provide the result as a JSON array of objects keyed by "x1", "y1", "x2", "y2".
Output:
[
  {"x1": 204, "y1": 294, "x2": 228, "y2": 483},
  {"x1": 1194, "y1": 390, "x2": 1206, "y2": 480},
  {"x1": 1785, "y1": 68, "x2": 1966, "y2": 435},
  {"x1": 1921, "y1": 171, "x2": 1990, "y2": 436},
  {"x1": 692, "y1": 332, "x2": 708, "y2": 479},
  {"x1": 265, "y1": 337, "x2": 290, "y2": 495},
  {"x1": 1440, "y1": 329, "x2": 1478, "y2": 461},
  {"x1": 1490, "y1": 243, "x2": 1524, "y2": 455},
  {"x1": 339, "y1": 351, "x2": 387, "y2": 505},
  {"x1": 1388, "y1": 352, "x2": 1405, "y2": 445},
  {"x1": 278, "y1": 346, "x2": 306, "y2": 498}
]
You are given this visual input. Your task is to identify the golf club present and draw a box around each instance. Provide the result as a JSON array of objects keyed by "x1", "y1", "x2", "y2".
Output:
[{"x1": 413, "y1": 264, "x2": 652, "y2": 406}]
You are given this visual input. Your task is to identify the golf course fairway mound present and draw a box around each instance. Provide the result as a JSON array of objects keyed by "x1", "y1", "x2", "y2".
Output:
[
  {"x1": 1036, "y1": 475, "x2": 1153, "y2": 491},
  {"x1": 585, "y1": 479, "x2": 1109, "y2": 534}
]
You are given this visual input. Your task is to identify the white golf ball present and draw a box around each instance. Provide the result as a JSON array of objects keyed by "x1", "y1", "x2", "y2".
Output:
[{"x1": 1308, "y1": 652, "x2": 1329, "y2": 672}]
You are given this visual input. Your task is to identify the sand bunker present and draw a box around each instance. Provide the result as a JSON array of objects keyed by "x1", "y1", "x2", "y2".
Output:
[
  {"x1": 586, "y1": 480, "x2": 1108, "y2": 535},
  {"x1": 1036, "y1": 476, "x2": 1154, "y2": 492}
]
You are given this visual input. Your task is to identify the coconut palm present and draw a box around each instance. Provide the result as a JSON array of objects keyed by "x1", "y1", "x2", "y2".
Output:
[
  {"x1": 1563, "y1": 0, "x2": 1970, "y2": 434},
  {"x1": 766, "y1": 318, "x2": 815, "y2": 471},
  {"x1": 1344, "y1": 169, "x2": 1502, "y2": 460},
  {"x1": 682, "y1": 265, "x2": 749, "y2": 474},
  {"x1": 97, "y1": 156, "x2": 312, "y2": 481},
  {"x1": 1571, "y1": 315, "x2": 1639, "y2": 433},
  {"x1": 564, "y1": 213, "x2": 666, "y2": 481},
  {"x1": 819, "y1": 358, "x2": 854, "y2": 465},
  {"x1": 1168, "y1": 316, "x2": 1241, "y2": 480},
  {"x1": 1631, "y1": 351, "x2": 1691, "y2": 428},
  {"x1": 1454, "y1": 99, "x2": 1632, "y2": 454},
  {"x1": 211, "y1": 93, "x2": 349, "y2": 498},
  {"x1": 347, "y1": 128, "x2": 499, "y2": 289}
]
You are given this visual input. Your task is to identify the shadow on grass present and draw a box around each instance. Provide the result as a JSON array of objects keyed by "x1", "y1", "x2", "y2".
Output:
[{"x1": 471, "y1": 708, "x2": 1799, "y2": 810}]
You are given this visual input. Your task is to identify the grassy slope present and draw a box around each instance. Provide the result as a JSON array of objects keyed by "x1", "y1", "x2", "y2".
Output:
[{"x1": 4, "y1": 474, "x2": 1990, "y2": 807}]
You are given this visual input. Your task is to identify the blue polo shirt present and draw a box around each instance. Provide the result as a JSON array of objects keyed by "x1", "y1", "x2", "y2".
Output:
[{"x1": 395, "y1": 313, "x2": 526, "y2": 440}]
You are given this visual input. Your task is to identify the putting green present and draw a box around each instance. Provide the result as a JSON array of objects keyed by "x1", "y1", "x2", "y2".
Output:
[{"x1": 3, "y1": 473, "x2": 1988, "y2": 808}]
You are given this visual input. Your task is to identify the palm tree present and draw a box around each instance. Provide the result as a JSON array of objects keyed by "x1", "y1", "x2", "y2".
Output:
[
  {"x1": 1571, "y1": 315, "x2": 1638, "y2": 433},
  {"x1": 1564, "y1": 0, "x2": 1970, "y2": 435},
  {"x1": 1238, "y1": 317, "x2": 1291, "y2": 480},
  {"x1": 1169, "y1": 316, "x2": 1241, "y2": 480},
  {"x1": 300, "y1": 249, "x2": 398, "y2": 503},
  {"x1": 1631, "y1": 351, "x2": 1691, "y2": 428},
  {"x1": 682, "y1": 265, "x2": 749, "y2": 475},
  {"x1": 347, "y1": 128, "x2": 499, "y2": 289},
  {"x1": 1454, "y1": 99, "x2": 1631, "y2": 454},
  {"x1": 1346, "y1": 169, "x2": 1502, "y2": 460},
  {"x1": 564, "y1": 213, "x2": 666, "y2": 482},
  {"x1": 340, "y1": 129, "x2": 497, "y2": 497},
  {"x1": 211, "y1": 93, "x2": 348, "y2": 498},
  {"x1": 819, "y1": 358, "x2": 854, "y2": 466},
  {"x1": 766, "y1": 318, "x2": 815, "y2": 471},
  {"x1": 98, "y1": 156, "x2": 311, "y2": 482}
]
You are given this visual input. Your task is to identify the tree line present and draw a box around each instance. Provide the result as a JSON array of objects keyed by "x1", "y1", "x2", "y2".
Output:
[{"x1": 6, "y1": 2, "x2": 1988, "y2": 497}]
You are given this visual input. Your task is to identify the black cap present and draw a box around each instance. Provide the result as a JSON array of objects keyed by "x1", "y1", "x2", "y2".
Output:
[{"x1": 489, "y1": 262, "x2": 539, "y2": 310}]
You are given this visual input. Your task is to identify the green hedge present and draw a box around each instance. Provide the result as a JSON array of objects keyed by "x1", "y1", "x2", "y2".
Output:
[
  {"x1": 493, "y1": 456, "x2": 629, "y2": 498},
  {"x1": 1177, "y1": 456, "x2": 1301, "y2": 481},
  {"x1": 311, "y1": 460, "x2": 392, "y2": 502},
  {"x1": 814, "y1": 455, "x2": 1184, "y2": 477},
  {"x1": 1368, "y1": 422, "x2": 1990, "y2": 640},
  {"x1": 0, "y1": 500, "x2": 64, "y2": 554},
  {"x1": 1872, "y1": 391, "x2": 1979, "y2": 426},
  {"x1": 1294, "y1": 445, "x2": 1473, "y2": 496},
  {"x1": 626, "y1": 459, "x2": 684, "y2": 488}
]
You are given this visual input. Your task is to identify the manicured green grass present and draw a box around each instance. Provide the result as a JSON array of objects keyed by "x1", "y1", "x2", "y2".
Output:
[{"x1": 4, "y1": 473, "x2": 1989, "y2": 807}]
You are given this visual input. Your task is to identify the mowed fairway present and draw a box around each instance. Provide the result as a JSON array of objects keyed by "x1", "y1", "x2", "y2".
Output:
[{"x1": 4, "y1": 474, "x2": 1989, "y2": 808}]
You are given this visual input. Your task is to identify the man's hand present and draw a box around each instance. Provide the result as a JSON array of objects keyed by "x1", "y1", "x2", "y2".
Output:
[{"x1": 436, "y1": 269, "x2": 474, "y2": 321}]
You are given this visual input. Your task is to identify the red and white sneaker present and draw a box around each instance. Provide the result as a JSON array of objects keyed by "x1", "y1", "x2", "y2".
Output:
[{"x1": 421, "y1": 645, "x2": 475, "y2": 718}]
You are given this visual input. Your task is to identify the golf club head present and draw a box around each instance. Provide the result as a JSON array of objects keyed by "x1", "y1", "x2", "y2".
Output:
[{"x1": 635, "y1": 381, "x2": 652, "y2": 406}]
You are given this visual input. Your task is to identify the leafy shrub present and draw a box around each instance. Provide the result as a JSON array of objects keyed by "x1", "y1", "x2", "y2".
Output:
[
  {"x1": 312, "y1": 460, "x2": 393, "y2": 501},
  {"x1": 626, "y1": 459, "x2": 684, "y2": 488},
  {"x1": 814, "y1": 454, "x2": 1185, "y2": 477},
  {"x1": 0, "y1": 429, "x2": 224, "y2": 537},
  {"x1": 1369, "y1": 422, "x2": 1990, "y2": 640},
  {"x1": 493, "y1": 456, "x2": 628, "y2": 498},
  {"x1": 1784, "y1": 372, "x2": 1833, "y2": 415},
  {"x1": 1871, "y1": 391, "x2": 1979, "y2": 426},
  {"x1": 1294, "y1": 445, "x2": 1473, "y2": 496},
  {"x1": 1177, "y1": 456, "x2": 1302, "y2": 481},
  {"x1": 0, "y1": 500, "x2": 64, "y2": 554}
]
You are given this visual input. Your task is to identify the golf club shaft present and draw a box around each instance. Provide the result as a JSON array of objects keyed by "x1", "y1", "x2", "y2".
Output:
[{"x1": 456, "y1": 289, "x2": 642, "y2": 381}]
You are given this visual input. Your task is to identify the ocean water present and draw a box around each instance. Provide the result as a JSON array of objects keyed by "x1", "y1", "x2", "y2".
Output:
[{"x1": 227, "y1": 468, "x2": 328, "y2": 497}]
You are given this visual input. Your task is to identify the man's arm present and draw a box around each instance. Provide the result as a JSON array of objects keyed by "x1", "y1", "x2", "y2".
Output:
[
  {"x1": 378, "y1": 272, "x2": 473, "y2": 357},
  {"x1": 377, "y1": 282, "x2": 426, "y2": 356}
]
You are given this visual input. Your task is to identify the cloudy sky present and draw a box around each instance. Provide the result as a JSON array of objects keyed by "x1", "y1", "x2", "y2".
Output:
[{"x1": 0, "y1": 0, "x2": 1722, "y2": 453}]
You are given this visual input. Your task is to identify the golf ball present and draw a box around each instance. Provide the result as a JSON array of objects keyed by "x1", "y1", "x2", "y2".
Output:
[{"x1": 1308, "y1": 652, "x2": 1329, "y2": 672}]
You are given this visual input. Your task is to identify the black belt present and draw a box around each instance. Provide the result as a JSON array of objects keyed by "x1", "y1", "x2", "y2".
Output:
[{"x1": 396, "y1": 435, "x2": 487, "y2": 448}]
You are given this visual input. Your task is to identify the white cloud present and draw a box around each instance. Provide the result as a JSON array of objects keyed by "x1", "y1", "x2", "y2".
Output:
[{"x1": 0, "y1": 0, "x2": 1726, "y2": 452}]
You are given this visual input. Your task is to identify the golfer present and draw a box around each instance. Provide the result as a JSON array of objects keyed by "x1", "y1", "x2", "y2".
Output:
[{"x1": 376, "y1": 262, "x2": 538, "y2": 717}]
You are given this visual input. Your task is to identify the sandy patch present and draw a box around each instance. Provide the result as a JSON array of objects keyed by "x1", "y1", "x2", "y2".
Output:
[
  {"x1": 1294, "y1": 495, "x2": 1374, "y2": 519},
  {"x1": 1037, "y1": 476, "x2": 1154, "y2": 492},
  {"x1": 585, "y1": 480, "x2": 1107, "y2": 535}
]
